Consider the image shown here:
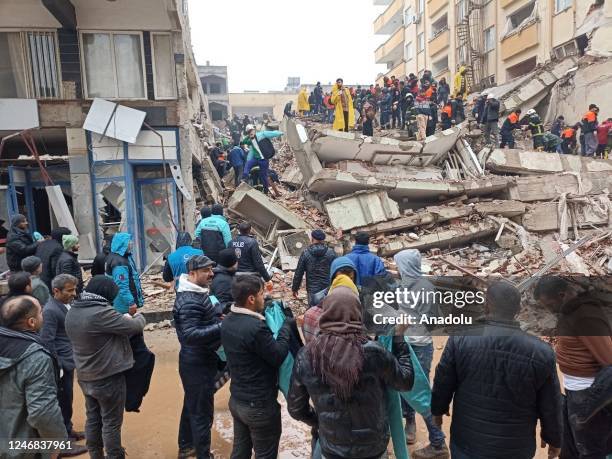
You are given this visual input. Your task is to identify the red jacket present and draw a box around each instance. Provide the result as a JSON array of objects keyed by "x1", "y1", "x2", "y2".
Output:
[{"x1": 596, "y1": 121, "x2": 612, "y2": 144}]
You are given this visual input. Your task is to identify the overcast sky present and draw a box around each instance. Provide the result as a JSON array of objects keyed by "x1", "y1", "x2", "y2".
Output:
[{"x1": 187, "y1": 0, "x2": 388, "y2": 92}]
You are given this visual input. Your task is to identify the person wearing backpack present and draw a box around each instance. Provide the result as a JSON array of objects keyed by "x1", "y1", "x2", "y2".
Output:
[{"x1": 241, "y1": 125, "x2": 283, "y2": 195}]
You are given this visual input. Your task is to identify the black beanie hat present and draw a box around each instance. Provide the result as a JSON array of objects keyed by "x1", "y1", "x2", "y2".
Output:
[
  {"x1": 211, "y1": 203, "x2": 224, "y2": 216},
  {"x1": 85, "y1": 275, "x2": 120, "y2": 303},
  {"x1": 217, "y1": 248, "x2": 238, "y2": 268},
  {"x1": 200, "y1": 206, "x2": 212, "y2": 219}
]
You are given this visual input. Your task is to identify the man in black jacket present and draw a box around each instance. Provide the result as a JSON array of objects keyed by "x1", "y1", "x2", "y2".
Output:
[
  {"x1": 172, "y1": 255, "x2": 221, "y2": 459},
  {"x1": 431, "y1": 281, "x2": 562, "y2": 459},
  {"x1": 230, "y1": 222, "x2": 272, "y2": 287},
  {"x1": 36, "y1": 226, "x2": 71, "y2": 289},
  {"x1": 291, "y1": 229, "x2": 336, "y2": 306},
  {"x1": 6, "y1": 214, "x2": 39, "y2": 273},
  {"x1": 481, "y1": 94, "x2": 500, "y2": 146},
  {"x1": 210, "y1": 248, "x2": 237, "y2": 312},
  {"x1": 55, "y1": 235, "x2": 84, "y2": 294},
  {"x1": 39, "y1": 273, "x2": 86, "y2": 446},
  {"x1": 221, "y1": 275, "x2": 293, "y2": 459}
]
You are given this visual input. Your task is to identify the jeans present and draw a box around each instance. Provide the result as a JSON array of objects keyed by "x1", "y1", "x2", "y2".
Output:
[
  {"x1": 232, "y1": 164, "x2": 244, "y2": 187},
  {"x1": 392, "y1": 109, "x2": 400, "y2": 129},
  {"x1": 584, "y1": 132, "x2": 598, "y2": 156},
  {"x1": 178, "y1": 360, "x2": 216, "y2": 458},
  {"x1": 58, "y1": 368, "x2": 74, "y2": 433},
  {"x1": 228, "y1": 397, "x2": 282, "y2": 459},
  {"x1": 403, "y1": 343, "x2": 446, "y2": 447},
  {"x1": 243, "y1": 158, "x2": 270, "y2": 193},
  {"x1": 79, "y1": 373, "x2": 126, "y2": 459},
  {"x1": 484, "y1": 121, "x2": 499, "y2": 146},
  {"x1": 562, "y1": 389, "x2": 612, "y2": 459}
]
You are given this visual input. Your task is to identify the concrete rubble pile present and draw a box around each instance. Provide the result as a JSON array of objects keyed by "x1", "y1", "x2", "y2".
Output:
[{"x1": 232, "y1": 118, "x2": 612, "y2": 295}]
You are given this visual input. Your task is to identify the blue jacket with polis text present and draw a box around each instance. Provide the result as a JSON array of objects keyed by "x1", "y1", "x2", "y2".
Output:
[{"x1": 105, "y1": 232, "x2": 144, "y2": 313}]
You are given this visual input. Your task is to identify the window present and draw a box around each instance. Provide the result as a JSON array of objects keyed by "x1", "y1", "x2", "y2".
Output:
[
  {"x1": 404, "y1": 7, "x2": 413, "y2": 25},
  {"x1": 82, "y1": 32, "x2": 146, "y2": 99},
  {"x1": 456, "y1": 0, "x2": 467, "y2": 23},
  {"x1": 553, "y1": 40, "x2": 578, "y2": 59},
  {"x1": 484, "y1": 26, "x2": 496, "y2": 52},
  {"x1": 211, "y1": 109, "x2": 224, "y2": 121},
  {"x1": 0, "y1": 31, "x2": 61, "y2": 98},
  {"x1": 417, "y1": 33, "x2": 425, "y2": 52},
  {"x1": 555, "y1": 0, "x2": 571, "y2": 13},
  {"x1": 209, "y1": 83, "x2": 222, "y2": 94},
  {"x1": 151, "y1": 33, "x2": 177, "y2": 99},
  {"x1": 418, "y1": 0, "x2": 425, "y2": 14},
  {"x1": 508, "y1": 1, "x2": 536, "y2": 30},
  {"x1": 405, "y1": 42, "x2": 414, "y2": 61},
  {"x1": 431, "y1": 14, "x2": 448, "y2": 39},
  {"x1": 432, "y1": 56, "x2": 449, "y2": 76}
]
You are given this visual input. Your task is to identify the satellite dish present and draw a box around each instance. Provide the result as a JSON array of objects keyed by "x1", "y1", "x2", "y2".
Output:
[{"x1": 83, "y1": 98, "x2": 146, "y2": 144}]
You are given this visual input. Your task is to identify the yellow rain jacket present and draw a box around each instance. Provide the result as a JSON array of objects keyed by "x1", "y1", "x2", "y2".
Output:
[
  {"x1": 331, "y1": 84, "x2": 355, "y2": 131},
  {"x1": 453, "y1": 66, "x2": 469, "y2": 98},
  {"x1": 297, "y1": 89, "x2": 310, "y2": 112}
]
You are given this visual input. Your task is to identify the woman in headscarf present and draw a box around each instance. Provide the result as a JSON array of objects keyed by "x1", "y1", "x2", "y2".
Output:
[{"x1": 287, "y1": 283, "x2": 414, "y2": 459}]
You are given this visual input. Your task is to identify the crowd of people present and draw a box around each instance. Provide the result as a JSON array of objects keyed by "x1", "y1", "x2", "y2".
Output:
[{"x1": 1, "y1": 195, "x2": 610, "y2": 459}]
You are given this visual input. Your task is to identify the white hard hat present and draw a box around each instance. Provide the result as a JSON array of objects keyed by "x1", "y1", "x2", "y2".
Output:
[
  {"x1": 486, "y1": 93, "x2": 494, "y2": 99},
  {"x1": 245, "y1": 124, "x2": 255, "y2": 132},
  {"x1": 526, "y1": 109, "x2": 536, "y2": 115}
]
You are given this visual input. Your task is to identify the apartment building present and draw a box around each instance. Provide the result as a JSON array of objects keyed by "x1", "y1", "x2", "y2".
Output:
[
  {"x1": 374, "y1": 0, "x2": 600, "y2": 89},
  {"x1": 198, "y1": 62, "x2": 229, "y2": 122},
  {"x1": 0, "y1": 0, "x2": 220, "y2": 269}
]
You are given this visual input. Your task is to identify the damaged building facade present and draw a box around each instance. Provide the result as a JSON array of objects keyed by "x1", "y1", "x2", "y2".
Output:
[
  {"x1": 0, "y1": 0, "x2": 221, "y2": 269},
  {"x1": 374, "y1": 0, "x2": 607, "y2": 90}
]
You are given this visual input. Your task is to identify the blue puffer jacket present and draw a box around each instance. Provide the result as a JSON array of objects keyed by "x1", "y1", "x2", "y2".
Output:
[
  {"x1": 105, "y1": 232, "x2": 144, "y2": 313},
  {"x1": 194, "y1": 215, "x2": 231, "y2": 247},
  {"x1": 346, "y1": 244, "x2": 387, "y2": 285},
  {"x1": 163, "y1": 232, "x2": 203, "y2": 288}
]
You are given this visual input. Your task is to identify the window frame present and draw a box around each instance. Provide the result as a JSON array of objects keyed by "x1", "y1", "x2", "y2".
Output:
[
  {"x1": 484, "y1": 26, "x2": 496, "y2": 53},
  {"x1": 79, "y1": 30, "x2": 148, "y2": 100},
  {"x1": 150, "y1": 32, "x2": 177, "y2": 100},
  {"x1": 417, "y1": 32, "x2": 425, "y2": 53},
  {"x1": 555, "y1": 0, "x2": 572, "y2": 13},
  {"x1": 0, "y1": 28, "x2": 63, "y2": 99},
  {"x1": 405, "y1": 41, "x2": 414, "y2": 61}
]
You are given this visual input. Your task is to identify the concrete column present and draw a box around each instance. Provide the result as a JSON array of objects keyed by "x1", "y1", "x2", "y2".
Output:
[
  {"x1": 179, "y1": 127, "x2": 196, "y2": 234},
  {"x1": 67, "y1": 128, "x2": 97, "y2": 259}
]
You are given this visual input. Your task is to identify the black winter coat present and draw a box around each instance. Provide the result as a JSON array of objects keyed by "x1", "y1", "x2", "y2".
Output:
[
  {"x1": 482, "y1": 99, "x2": 500, "y2": 123},
  {"x1": 287, "y1": 338, "x2": 414, "y2": 459},
  {"x1": 55, "y1": 251, "x2": 84, "y2": 293},
  {"x1": 431, "y1": 321, "x2": 563, "y2": 459},
  {"x1": 35, "y1": 239, "x2": 64, "y2": 289},
  {"x1": 173, "y1": 282, "x2": 222, "y2": 367},
  {"x1": 221, "y1": 310, "x2": 291, "y2": 403},
  {"x1": 230, "y1": 235, "x2": 270, "y2": 281},
  {"x1": 6, "y1": 227, "x2": 37, "y2": 272},
  {"x1": 210, "y1": 266, "x2": 235, "y2": 312},
  {"x1": 291, "y1": 244, "x2": 336, "y2": 303}
]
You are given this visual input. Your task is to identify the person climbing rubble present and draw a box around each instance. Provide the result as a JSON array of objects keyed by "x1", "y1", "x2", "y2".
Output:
[
  {"x1": 499, "y1": 108, "x2": 521, "y2": 149},
  {"x1": 521, "y1": 109, "x2": 545, "y2": 151},
  {"x1": 581, "y1": 104, "x2": 600, "y2": 156}
]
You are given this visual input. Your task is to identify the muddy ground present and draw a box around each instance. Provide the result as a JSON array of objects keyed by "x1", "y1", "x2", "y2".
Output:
[{"x1": 72, "y1": 329, "x2": 553, "y2": 458}]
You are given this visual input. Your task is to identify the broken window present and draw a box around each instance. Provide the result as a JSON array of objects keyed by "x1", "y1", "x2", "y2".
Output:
[
  {"x1": 553, "y1": 40, "x2": 577, "y2": 60},
  {"x1": 504, "y1": 1, "x2": 537, "y2": 37},
  {"x1": 431, "y1": 14, "x2": 448, "y2": 39},
  {"x1": 82, "y1": 32, "x2": 146, "y2": 99},
  {"x1": 484, "y1": 26, "x2": 496, "y2": 52},
  {"x1": 506, "y1": 56, "x2": 537, "y2": 80},
  {"x1": 432, "y1": 56, "x2": 449, "y2": 76},
  {"x1": 95, "y1": 181, "x2": 126, "y2": 247},
  {"x1": 139, "y1": 181, "x2": 175, "y2": 267},
  {"x1": 152, "y1": 33, "x2": 177, "y2": 99}
]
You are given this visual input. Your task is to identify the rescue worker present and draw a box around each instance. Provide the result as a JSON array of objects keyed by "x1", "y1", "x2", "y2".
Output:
[
  {"x1": 230, "y1": 222, "x2": 272, "y2": 289},
  {"x1": 561, "y1": 124, "x2": 579, "y2": 154},
  {"x1": 440, "y1": 102, "x2": 453, "y2": 130},
  {"x1": 452, "y1": 65, "x2": 469, "y2": 98},
  {"x1": 162, "y1": 232, "x2": 203, "y2": 288},
  {"x1": 242, "y1": 125, "x2": 284, "y2": 195},
  {"x1": 581, "y1": 104, "x2": 599, "y2": 156},
  {"x1": 297, "y1": 87, "x2": 310, "y2": 116},
  {"x1": 195, "y1": 204, "x2": 231, "y2": 263},
  {"x1": 331, "y1": 78, "x2": 355, "y2": 132},
  {"x1": 596, "y1": 117, "x2": 612, "y2": 158},
  {"x1": 521, "y1": 109, "x2": 545, "y2": 151},
  {"x1": 380, "y1": 88, "x2": 392, "y2": 130},
  {"x1": 451, "y1": 95, "x2": 465, "y2": 124},
  {"x1": 105, "y1": 232, "x2": 144, "y2": 315},
  {"x1": 499, "y1": 109, "x2": 522, "y2": 149},
  {"x1": 481, "y1": 94, "x2": 500, "y2": 146}
]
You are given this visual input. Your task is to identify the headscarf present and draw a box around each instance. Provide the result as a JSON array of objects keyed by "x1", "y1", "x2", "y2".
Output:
[
  {"x1": 394, "y1": 249, "x2": 422, "y2": 279},
  {"x1": 329, "y1": 273, "x2": 358, "y2": 295},
  {"x1": 62, "y1": 234, "x2": 79, "y2": 251},
  {"x1": 85, "y1": 275, "x2": 119, "y2": 303},
  {"x1": 307, "y1": 286, "x2": 368, "y2": 400}
]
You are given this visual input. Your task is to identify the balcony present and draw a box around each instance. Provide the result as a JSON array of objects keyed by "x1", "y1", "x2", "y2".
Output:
[
  {"x1": 428, "y1": 0, "x2": 448, "y2": 17},
  {"x1": 428, "y1": 28, "x2": 450, "y2": 57},
  {"x1": 375, "y1": 27, "x2": 405, "y2": 63},
  {"x1": 374, "y1": 0, "x2": 404, "y2": 35},
  {"x1": 386, "y1": 59, "x2": 407, "y2": 78},
  {"x1": 501, "y1": 21, "x2": 538, "y2": 60}
]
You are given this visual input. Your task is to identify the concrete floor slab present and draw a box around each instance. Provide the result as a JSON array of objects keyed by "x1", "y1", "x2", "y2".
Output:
[
  {"x1": 486, "y1": 149, "x2": 612, "y2": 175},
  {"x1": 324, "y1": 190, "x2": 401, "y2": 231}
]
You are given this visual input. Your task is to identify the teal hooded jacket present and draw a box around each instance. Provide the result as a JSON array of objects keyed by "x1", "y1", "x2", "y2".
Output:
[{"x1": 105, "y1": 232, "x2": 144, "y2": 313}]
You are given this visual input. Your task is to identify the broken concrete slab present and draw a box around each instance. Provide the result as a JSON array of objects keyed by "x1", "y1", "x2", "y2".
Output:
[
  {"x1": 324, "y1": 190, "x2": 400, "y2": 231},
  {"x1": 507, "y1": 172, "x2": 612, "y2": 201},
  {"x1": 522, "y1": 201, "x2": 610, "y2": 232},
  {"x1": 310, "y1": 127, "x2": 462, "y2": 166},
  {"x1": 308, "y1": 168, "x2": 509, "y2": 200},
  {"x1": 227, "y1": 183, "x2": 310, "y2": 234},
  {"x1": 353, "y1": 200, "x2": 525, "y2": 235},
  {"x1": 282, "y1": 118, "x2": 323, "y2": 184},
  {"x1": 331, "y1": 160, "x2": 444, "y2": 180},
  {"x1": 380, "y1": 221, "x2": 499, "y2": 256},
  {"x1": 280, "y1": 167, "x2": 303, "y2": 188},
  {"x1": 485, "y1": 149, "x2": 612, "y2": 175}
]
